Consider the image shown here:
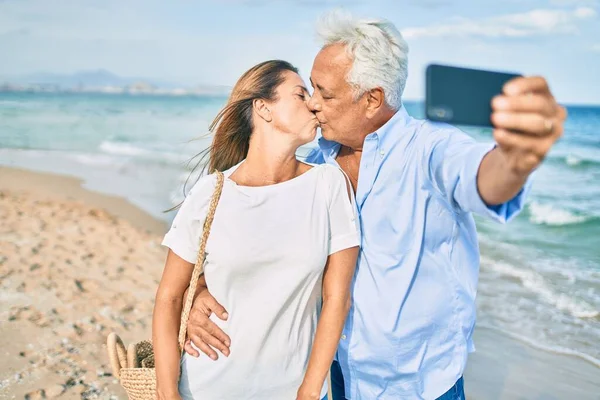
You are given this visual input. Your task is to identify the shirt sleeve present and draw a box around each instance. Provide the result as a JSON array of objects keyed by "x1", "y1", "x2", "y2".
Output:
[
  {"x1": 161, "y1": 174, "x2": 218, "y2": 263},
  {"x1": 425, "y1": 125, "x2": 532, "y2": 223},
  {"x1": 324, "y1": 165, "x2": 360, "y2": 255}
]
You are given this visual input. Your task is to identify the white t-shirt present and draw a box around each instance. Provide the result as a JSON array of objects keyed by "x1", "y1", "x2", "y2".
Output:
[{"x1": 161, "y1": 161, "x2": 360, "y2": 400}]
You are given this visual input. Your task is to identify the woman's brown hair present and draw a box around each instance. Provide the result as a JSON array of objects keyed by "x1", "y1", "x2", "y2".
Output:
[
  {"x1": 199, "y1": 60, "x2": 298, "y2": 172},
  {"x1": 168, "y1": 60, "x2": 299, "y2": 212}
]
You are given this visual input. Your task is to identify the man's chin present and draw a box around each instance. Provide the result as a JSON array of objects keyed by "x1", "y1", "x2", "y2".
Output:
[{"x1": 320, "y1": 126, "x2": 335, "y2": 141}]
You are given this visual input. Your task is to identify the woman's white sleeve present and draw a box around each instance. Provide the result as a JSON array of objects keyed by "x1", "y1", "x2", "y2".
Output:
[{"x1": 161, "y1": 175, "x2": 215, "y2": 264}]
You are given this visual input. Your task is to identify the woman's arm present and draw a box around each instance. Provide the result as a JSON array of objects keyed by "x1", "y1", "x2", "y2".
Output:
[
  {"x1": 297, "y1": 245, "x2": 359, "y2": 399},
  {"x1": 152, "y1": 250, "x2": 195, "y2": 399}
]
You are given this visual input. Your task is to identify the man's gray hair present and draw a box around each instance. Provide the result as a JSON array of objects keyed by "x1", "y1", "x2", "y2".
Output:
[{"x1": 316, "y1": 10, "x2": 409, "y2": 110}]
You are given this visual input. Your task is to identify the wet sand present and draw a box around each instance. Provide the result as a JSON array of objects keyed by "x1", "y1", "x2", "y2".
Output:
[{"x1": 466, "y1": 327, "x2": 600, "y2": 400}]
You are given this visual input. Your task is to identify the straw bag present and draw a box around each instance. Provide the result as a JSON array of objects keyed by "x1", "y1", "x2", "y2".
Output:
[{"x1": 106, "y1": 171, "x2": 225, "y2": 399}]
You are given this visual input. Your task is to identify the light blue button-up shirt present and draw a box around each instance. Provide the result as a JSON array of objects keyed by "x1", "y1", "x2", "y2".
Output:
[{"x1": 307, "y1": 107, "x2": 531, "y2": 399}]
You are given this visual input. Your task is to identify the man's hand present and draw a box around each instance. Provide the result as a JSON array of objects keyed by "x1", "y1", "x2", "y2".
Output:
[
  {"x1": 491, "y1": 76, "x2": 567, "y2": 176},
  {"x1": 184, "y1": 285, "x2": 231, "y2": 360}
]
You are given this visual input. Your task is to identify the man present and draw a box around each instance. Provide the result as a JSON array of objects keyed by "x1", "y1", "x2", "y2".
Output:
[{"x1": 182, "y1": 11, "x2": 566, "y2": 400}]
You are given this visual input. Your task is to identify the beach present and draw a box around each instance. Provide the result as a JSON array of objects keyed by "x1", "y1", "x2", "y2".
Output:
[
  {"x1": 1, "y1": 166, "x2": 599, "y2": 399},
  {"x1": 0, "y1": 167, "x2": 167, "y2": 399}
]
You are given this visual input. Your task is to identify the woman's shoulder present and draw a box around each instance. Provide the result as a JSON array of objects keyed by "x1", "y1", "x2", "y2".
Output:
[
  {"x1": 303, "y1": 161, "x2": 341, "y2": 173},
  {"x1": 312, "y1": 163, "x2": 347, "y2": 183},
  {"x1": 176, "y1": 172, "x2": 222, "y2": 216},
  {"x1": 188, "y1": 172, "x2": 220, "y2": 197},
  {"x1": 305, "y1": 163, "x2": 351, "y2": 199}
]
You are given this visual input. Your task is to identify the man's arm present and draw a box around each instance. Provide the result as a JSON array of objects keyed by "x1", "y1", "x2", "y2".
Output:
[
  {"x1": 427, "y1": 76, "x2": 565, "y2": 219},
  {"x1": 183, "y1": 276, "x2": 231, "y2": 359},
  {"x1": 479, "y1": 76, "x2": 566, "y2": 205}
]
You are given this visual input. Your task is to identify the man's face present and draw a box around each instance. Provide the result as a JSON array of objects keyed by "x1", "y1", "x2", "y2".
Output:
[{"x1": 308, "y1": 44, "x2": 368, "y2": 147}]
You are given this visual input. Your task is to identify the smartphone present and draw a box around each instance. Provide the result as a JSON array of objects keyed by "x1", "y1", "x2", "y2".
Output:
[{"x1": 425, "y1": 64, "x2": 521, "y2": 127}]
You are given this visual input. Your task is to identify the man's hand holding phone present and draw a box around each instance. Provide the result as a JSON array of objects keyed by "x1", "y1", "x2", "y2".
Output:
[
  {"x1": 426, "y1": 64, "x2": 566, "y2": 177},
  {"x1": 491, "y1": 75, "x2": 567, "y2": 176}
]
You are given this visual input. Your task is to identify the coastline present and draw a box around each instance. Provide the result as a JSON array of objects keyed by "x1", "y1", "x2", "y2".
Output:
[
  {"x1": 0, "y1": 166, "x2": 598, "y2": 399},
  {"x1": 0, "y1": 167, "x2": 168, "y2": 236}
]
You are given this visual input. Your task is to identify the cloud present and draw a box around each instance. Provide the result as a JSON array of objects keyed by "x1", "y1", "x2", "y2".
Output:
[
  {"x1": 402, "y1": 7, "x2": 597, "y2": 39},
  {"x1": 550, "y1": 0, "x2": 598, "y2": 6},
  {"x1": 223, "y1": 0, "x2": 363, "y2": 5},
  {"x1": 406, "y1": 0, "x2": 452, "y2": 9},
  {"x1": 592, "y1": 43, "x2": 600, "y2": 51}
]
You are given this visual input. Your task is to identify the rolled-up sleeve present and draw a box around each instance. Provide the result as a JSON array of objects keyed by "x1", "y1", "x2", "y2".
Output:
[{"x1": 427, "y1": 127, "x2": 532, "y2": 223}]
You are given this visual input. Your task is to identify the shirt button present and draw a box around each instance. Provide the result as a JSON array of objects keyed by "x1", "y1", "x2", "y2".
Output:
[{"x1": 341, "y1": 334, "x2": 347, "y2": 340}]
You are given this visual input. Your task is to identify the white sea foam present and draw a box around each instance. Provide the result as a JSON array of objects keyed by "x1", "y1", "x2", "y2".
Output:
[
  {"x1": 477, "y1": 323, "x2": 600, "y2": 369},
  {"x1": 99, "y1": 140, "x2": 150, "y2": 157},
  {"x1": 482, "y1": 258, "x2": 599, "y2": 320},
  {"x1": 98, "y1": 140, "x2": 188, "y2": 165},
  {"x1": 70, "y1": 153, "x2": 117, "y2": 167},
  {"x1": 565, "y1": 154, "x2": 582, "y2": 166},
  {"x1": 527, "y1": 201, "x2": 587, "y2": 226}
]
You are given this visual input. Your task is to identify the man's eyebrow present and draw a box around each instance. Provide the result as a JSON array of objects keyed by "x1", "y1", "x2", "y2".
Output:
[{"x1": 309, "y1": 78, "x2": 331, "y2": 95}]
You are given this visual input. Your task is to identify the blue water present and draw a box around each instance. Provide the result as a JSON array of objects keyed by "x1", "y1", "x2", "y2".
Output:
[{"x1": 1, "y1": 92, "x2": 598, "y2": 368}]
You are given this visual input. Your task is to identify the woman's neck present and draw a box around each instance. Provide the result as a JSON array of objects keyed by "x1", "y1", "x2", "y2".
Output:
[{"x1": 231, "y1": 134, "x2": 301, "y2": 186}]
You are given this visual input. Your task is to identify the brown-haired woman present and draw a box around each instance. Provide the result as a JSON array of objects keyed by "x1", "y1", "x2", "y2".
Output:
[{"x1": 152, "y1": 60, "x2": 359, "y2": 399}]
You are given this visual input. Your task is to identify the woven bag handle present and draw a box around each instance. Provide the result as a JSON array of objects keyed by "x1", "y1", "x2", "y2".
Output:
[{"x1": 177, "y1": 171, "x2": 224, "y2": 353}]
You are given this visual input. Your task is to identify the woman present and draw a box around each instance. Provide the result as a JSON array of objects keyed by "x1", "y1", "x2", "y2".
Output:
[{"x1": 152, "y1": 60, "x2": 359, "y2": 399}]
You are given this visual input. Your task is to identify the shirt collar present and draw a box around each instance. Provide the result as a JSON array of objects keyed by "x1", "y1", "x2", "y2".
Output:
[{"x1": 317, "y1": 106, "x2": 411, "y2": 162}]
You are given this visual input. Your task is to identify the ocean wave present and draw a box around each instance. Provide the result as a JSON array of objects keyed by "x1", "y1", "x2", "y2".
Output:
[
  {"x1": 527, "y1": 201, "x2": 590, "y2": 226},
  {"x1": 549, "y1": 152, "x2": 600, "y2": 169},
  {"x1": 70, "y1": 153, "x2": 118, "y2": 167},
  {"x1": 0, "y1": 99, "x2": 34, "y2": 108},
  {"x1": 98, "y1": 140, "x2": 187, "y2": 164},
  {"x1": 99, "y1": 140, "x2": 150, "y2": 157},
  {"x1": 482, "y1": 258, "x2": 599, "y2": 320},
  {"x1": 476, "y1": 323, "x2": 600, "y2": 369}
]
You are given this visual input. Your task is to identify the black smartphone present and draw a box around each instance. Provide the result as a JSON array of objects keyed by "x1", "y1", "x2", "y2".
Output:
[{"x1": 425, "y1": 64, "x2": 521, "y2": 127}]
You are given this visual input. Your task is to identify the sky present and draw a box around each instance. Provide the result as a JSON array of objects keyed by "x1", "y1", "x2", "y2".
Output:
[{"x1": 1, "y1": 0, "x2": 599, "y2": 104}]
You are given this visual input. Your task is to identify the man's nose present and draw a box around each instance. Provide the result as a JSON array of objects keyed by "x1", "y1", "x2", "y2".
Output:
[{"x1": 307, "y1": 95, "x2": 321, "y2": 112}]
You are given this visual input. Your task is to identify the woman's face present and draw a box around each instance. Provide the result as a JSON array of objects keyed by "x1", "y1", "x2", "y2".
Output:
[{"x1": 268, "y1": 71, "x2": 319, "y2": 145}]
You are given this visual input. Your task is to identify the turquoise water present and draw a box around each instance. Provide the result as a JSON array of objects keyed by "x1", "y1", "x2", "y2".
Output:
[{"x1": 1, "y1": 92, "x2": 598, "y2": 367}]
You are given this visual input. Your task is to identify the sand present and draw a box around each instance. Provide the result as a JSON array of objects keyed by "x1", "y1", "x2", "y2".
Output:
[
  {"x1": 0, "y1": 167, "x2": 168, "y2": 399},
  {"x1": 1, "y1": 166, "x2": 598, "y2": 399},
  {"x1": 465, "y1": 327, "x2": 600, "y2": 400}
]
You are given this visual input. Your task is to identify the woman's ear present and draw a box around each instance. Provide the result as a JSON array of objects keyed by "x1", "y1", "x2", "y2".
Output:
[{"x1": 253, "y1": 98, "x2": 272, "y2": 123}]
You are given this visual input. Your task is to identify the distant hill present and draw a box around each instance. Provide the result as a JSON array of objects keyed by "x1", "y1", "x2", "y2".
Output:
[{"x1": 0, "y1": 69, "x2": 231, "y2": 94}]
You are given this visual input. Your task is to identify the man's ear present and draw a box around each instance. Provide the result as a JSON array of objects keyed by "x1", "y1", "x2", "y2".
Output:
[
  {"x1": 366, "y1": 88, "x2": 385, "y2": 118},
  {"x1": 253, "y1": 98, "x2": 272, "y2": 122}
]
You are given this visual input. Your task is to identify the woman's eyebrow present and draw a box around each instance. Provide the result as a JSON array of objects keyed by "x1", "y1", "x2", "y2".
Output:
[{"x1": 295, "y1": 85, "x2": 309, "y2": 94}]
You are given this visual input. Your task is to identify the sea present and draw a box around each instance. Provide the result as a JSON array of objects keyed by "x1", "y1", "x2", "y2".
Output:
[{"x1": 1, "y1": 92, "x2": 598, "y2": 369}]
